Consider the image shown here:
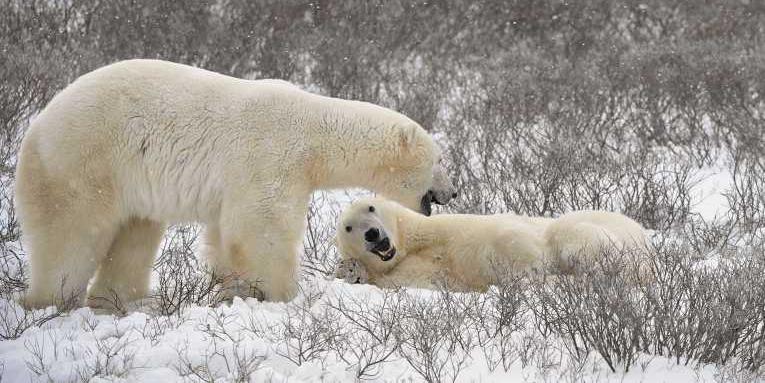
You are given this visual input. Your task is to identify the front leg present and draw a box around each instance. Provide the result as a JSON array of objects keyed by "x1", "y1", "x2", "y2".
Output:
[{"x1": 212, "y1": 195, "x2": 308, "y2": 302}]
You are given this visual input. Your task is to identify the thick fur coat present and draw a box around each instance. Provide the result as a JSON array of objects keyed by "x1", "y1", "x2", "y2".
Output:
[
  {"x1": 16, "y1": 60, "x2": 454, "y2": 308},
  {"x1": 336, "y1": 198, "x2": 648, "y2": 290}
]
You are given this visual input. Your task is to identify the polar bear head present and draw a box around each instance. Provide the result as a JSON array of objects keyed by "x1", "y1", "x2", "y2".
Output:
[
  {"x1": 336, "y1": 197, "x2": 414, "y2": 275},
  {"x1": 315, "y1": 99, "x2": 456, "y2": 215},
  {"x1": 350, "y1": 117, "x2": 456, "y2": 216},
  {"x1": 381, "y1": 159, "x2": 455, "y2": 217}
]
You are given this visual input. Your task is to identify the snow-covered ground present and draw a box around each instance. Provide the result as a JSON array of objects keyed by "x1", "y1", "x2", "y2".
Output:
[
  {"x1": 0, "y1": 278, "x2": 748, "y2": 382},
  {"x1": 1, "y1": 171, "x2": 760, "y2": 383},
  {"x1": 691, "y1": 158, "x2": 732, "y2": 222}
]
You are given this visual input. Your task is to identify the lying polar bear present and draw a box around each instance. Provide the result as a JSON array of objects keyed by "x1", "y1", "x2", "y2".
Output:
[{"x1": 335, "y1": 197, "x2": 648, "y2": 290}]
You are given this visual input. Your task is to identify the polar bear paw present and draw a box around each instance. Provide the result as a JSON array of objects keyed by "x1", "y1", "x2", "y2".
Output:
[{"x1": 335, "y1": 258, "x2": 369, "y2": 284}]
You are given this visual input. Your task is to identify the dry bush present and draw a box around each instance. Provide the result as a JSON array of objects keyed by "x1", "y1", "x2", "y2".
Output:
[
  {"x1": 25, "y1": 316, "x2": 139, "y2": 382},
  {"x1": 251, "y1": 285, "x2": 343, "y2": 367},
  {"x1": 302, "y1": 192, "x2": 343, "y2": 278},
  {"x1": 394, "y1": 287, "x2": 479, "y2": 383},
  {"x1": 174, "y1": 339, "x2": 264, "y2": 383},
  {"x1": 469, "y1": 265, "x2": 529, "y2": 372},
  {"x1": 72, "y1": 333, "x2": 138, "y2": 380},
  {"x1": 643, "y1": 242, "x2": 765, "y2": 370},
  {"x1": 0, "y1": 241, "x2": 25, "y2": 300},
  {"x1": 727, "y1": 152, "x2": 765, "y2": 232},
  {"x1": 140, "y1": 314, "x2": 186, "y2": 347},
  {"x1": 149, "y1": 225, "x2": 227, "y2": 316},
  {"x1": 174, "y1": 310, "x2": 265, "y2": 382},
  {"x1": 325, "y1": 289, "x2": 405, "y2": 380},
  {"x1": 680, "y1": 214, "x2": 740, "y2": 260},
  {"x1": 519, "y1": 240, "x2": 765, "y2": 375},
  {"x1": 440, "y1": 79, "x2": 698, "y2": 232},
  {"x1": 24, "y1": 330, "x2": 76, "y2": 382},
  {"x1": 0, "y1": 244, "x2": 74, "y2": 340},
  {"x1": 526, "y1": 249, "x2": 650, "y2": 373}
]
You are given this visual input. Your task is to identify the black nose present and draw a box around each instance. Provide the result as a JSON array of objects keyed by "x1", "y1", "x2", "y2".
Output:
[{"x1": 365, "y1": 228, "x2": 380, "y2": 242}]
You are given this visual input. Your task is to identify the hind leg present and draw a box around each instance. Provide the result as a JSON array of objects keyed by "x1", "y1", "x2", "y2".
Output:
[
  {"x1": 21, "y1": 208, "x2": 119, "y2": 309},
  {"x1": 544, "y1": 221, "x2": 613, "y2": 273},
  {"x1": 16, "y1": 114, "x2": 124, "y2": 309},
  {"x1": 87, "y1": 218, "x2": 165, "y2": 311},
  {"x1": 17, "y1": 155, "x2": 120, "y2": 309}
]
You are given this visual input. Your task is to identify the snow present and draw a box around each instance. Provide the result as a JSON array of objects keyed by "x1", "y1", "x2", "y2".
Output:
[
  {"x1": 0, "y1": 277, "x2": 745, "y2": 382},
  {"x1": 691, "y1": 158, "x2": 732, "y2": 222},
  {"x1": 0, "y1": 171, "x2": 753, "y2": 382}
]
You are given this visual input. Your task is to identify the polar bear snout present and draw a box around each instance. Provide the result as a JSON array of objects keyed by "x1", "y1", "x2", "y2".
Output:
[
  {"x1": 427, "y1": 188, "x2": 457, "y2": 206},
  {"x1": 420, "y1": 193, "x2": 434, "y2": 216},
  {"x1": 364, "y1": 228, "x2": 381, "y2": 242},
  {"x1": 364, "y1": 231, "x2": 397, "y2": 262},
  {"x1": 417, "y1": 164, "x2": 457, "y2": 215},
  {"x1": 420, "y1": 188, "x2": 456, "y2": 216},
  {"x1": 430, "y1": 163, "x2": 457, "y2": 205}
]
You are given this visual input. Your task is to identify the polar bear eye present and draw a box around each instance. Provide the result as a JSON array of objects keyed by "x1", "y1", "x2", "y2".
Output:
[
  {"x1": 345, "y1": 226, "x2": 352, "y2": 232},
  {"x1": 368, "y1": 206, "x2": 375, "y2": 213}
]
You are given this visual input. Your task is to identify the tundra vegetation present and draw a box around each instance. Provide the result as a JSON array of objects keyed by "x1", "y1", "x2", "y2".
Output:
[{"x1": 1, "y1": 0, "x2": 764, "y2": 381}]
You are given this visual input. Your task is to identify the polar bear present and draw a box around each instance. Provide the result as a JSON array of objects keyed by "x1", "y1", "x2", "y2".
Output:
[
  {"x1": 335, "y1": 197, "x2": 647, "y2": 290},
  {"x1": 15, "y1": 59, "x2": 456, "y2": 309}
]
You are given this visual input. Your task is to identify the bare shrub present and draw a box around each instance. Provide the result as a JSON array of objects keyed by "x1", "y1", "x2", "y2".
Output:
[
  {"x1": 302, "y1": 192, "x2": 342, "y2": 278},
  {"x1": 252, "y1": 285, "x2": 343, "y2": 367},
  {"x1": 149, "y1": 225, "x2": 227, "y2": 316},
  {"x1": 72, "y1": 332, "x2": 138, "y2": 380},
  {"x1": 174, "y1": 310, "x2": 265, "y2": 382},
  {"x1": 24, "y1": 336, "x2": 53, "y2": 380},
  {"x1": 441, "y1": 82, "x2": 697, "y2": 232},
  {"x1": 680, "y1": 213, "x2": 739, "y2": 260},
  {"x1": 326, "y1": 289, "x2": 405, "y2": 379},
  {"x1": 644, "y1": 242, "x2": 765, "y2": 370},
  {"x1": 394, "y1": 287, "x2": 478, "y2": 383},
  {"x1": 24, "y1": 330, "x2": 77, "y2": 382},
  {"x1": 0, "y1": 267, "x2": 77, "y2": 340},
  {"x1": 618, "y1": 152, "x2": 696, "y2": 231},
  {"x1": 25, "y1": 316, "x2": 140, "y2": 381},
  {"x1": 470, "y1": 264, "x2": 529, "y2": 372},
  {"x1": 700, "y1": 254, "x2": 765, "y2": 369},
  {"x1": 0, "y1": 301, "x2": 66, "y2": 342},
  {"x1": 642, "y1": 243, "x2": 718, "y2": 365},
  {"x1": 726, "y1": 152, "x2": 765, "y2": 232},
  {"x1": 526, "y1": 249, "x2": 650, "y2": 373},
  {"x1": 0, "y1": 241, "x2": 25, "y2": 298},
  {"x1": 175, "y1": 339, "x2": 264, "y2": 383},
  {"x1": 140, "y1": 314, "x2": 187, "y2": 347},
  {"x1": 522, "y1": 240, "x2": 765, "y2": 374}
]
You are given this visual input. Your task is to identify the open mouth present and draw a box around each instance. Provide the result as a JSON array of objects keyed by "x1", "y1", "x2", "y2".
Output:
[
  {"x1": 369, "y1": 237, "x2": 397, "y2": 261},
  {"x1": 371, "y1": 246, "x2": 396, "y2": 261}
]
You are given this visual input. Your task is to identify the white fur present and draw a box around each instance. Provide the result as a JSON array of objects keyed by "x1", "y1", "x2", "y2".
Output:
[
  {"x1": 336, "y1": 198, "x2": 648, "y2": 291},
  {"x1": 16, "y1": 59, "x2": 450, "y2": 308}
]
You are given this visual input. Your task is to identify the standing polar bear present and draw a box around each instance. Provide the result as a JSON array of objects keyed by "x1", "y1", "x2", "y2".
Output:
[
  {"x1": 16, "y1": 59, "x2": 455, "y2": 309},
  {"x1": 335, "y1": 198, "x2": 648, "y2": 290}
]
